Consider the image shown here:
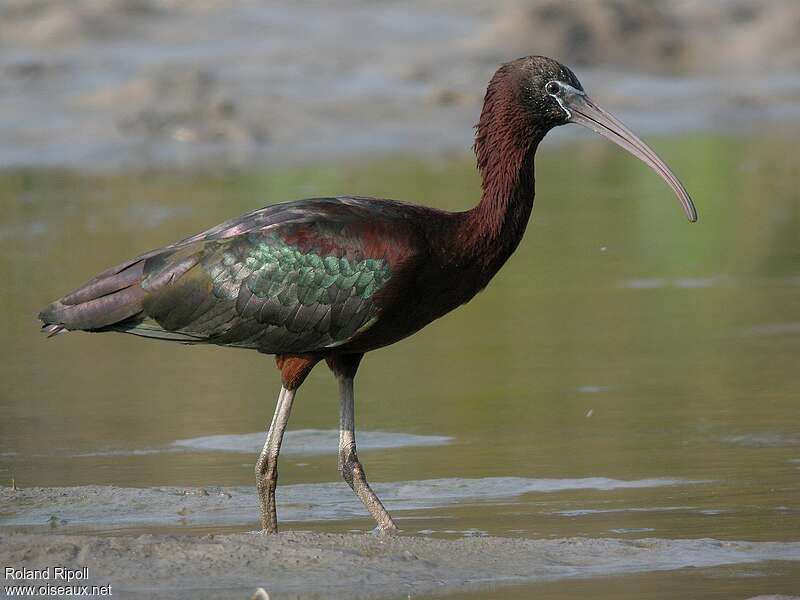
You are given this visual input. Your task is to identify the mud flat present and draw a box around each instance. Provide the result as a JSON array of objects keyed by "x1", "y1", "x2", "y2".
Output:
[
  {"x1": 2, "y1": 0, "x2": 800, "y2": 169},
  {"x1": 0, "y1": 454, "x2": 797, "y2": 598},
  {"x1": 2, "y1": 484, "x2": 800, "y2": 599},
  {"x1": 1, "y1": 530, "x2": 799, "y2": 599},
  {"x1": 0, "y1": 478, "x2": 697, "y2": 531}
]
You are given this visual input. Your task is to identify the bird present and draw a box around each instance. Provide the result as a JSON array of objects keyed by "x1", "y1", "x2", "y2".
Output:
[{"x1": 38, "y1": 56, "x2": 697, "y2": 535}]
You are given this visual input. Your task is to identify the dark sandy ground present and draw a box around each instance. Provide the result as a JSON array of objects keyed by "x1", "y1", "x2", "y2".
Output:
[
  {"x1": 3, "y1": 486, "x2": 800, "y2": 598},
  {"x1": 3, "y1": 530, "x2": 800, "y2": 599}
]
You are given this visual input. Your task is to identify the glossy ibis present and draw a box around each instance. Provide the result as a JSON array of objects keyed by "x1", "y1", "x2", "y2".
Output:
[{"x1": 39, "y1": 56, "x2": 697, "y2": 534}]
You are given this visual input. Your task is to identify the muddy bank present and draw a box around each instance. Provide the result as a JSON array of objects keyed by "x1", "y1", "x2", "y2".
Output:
[
  {"x1": 2, "y1": 531, "x2": 799, "y2": 600},
  {"x1": 479, "y1": 0, "x2": 800, "y2": 75},
  {"x1": 3, "y1": 482, "x2": 798, "y2": 598},
  {"x1": 1, "y1": 0, "x2": 799, "y2": 169}
]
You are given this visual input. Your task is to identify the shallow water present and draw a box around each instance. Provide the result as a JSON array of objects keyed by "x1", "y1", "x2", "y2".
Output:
[{"x1": 1, "y1": 128, "x2": 799, "y2": 596}]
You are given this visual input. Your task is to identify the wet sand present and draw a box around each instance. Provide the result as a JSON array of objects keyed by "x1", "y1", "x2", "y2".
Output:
[
  {"x1": 0, "y1": 478, "x2": 698, "y2": 531},
  {"x1": 3, "y1": 530, "x2": 800, "y2": 600},
  {"x1": 3, "y1": 484, "x2": 800, "y2": 598}
]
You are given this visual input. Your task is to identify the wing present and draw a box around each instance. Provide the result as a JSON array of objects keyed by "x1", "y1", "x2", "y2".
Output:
[{"x1": 111, "y1": 198, "x2": 417, "y2": 354}]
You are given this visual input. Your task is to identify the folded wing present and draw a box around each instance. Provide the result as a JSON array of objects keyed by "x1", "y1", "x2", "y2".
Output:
[{"x1": 39, "y1": 197, "x2": 415, "y2": 354}]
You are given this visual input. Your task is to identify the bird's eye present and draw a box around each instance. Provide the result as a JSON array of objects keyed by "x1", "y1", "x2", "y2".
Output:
[{"x1": 545, "y1": 81, "x2": 560, "y2": 95}]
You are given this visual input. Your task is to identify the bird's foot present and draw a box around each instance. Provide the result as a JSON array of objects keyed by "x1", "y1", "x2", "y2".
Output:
[
  {"x1": 259, "y1": 527, "x2": 278, "y2": 535},
  {"x1": 257, "y1": 517, "x2": 278, "y2": 535},
  {"x1": 370, "y1": 523, "x2": 400, "y2": 536}
]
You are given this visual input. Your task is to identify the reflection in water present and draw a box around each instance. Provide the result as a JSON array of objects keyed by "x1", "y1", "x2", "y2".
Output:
[
  {"x1": 740, "y1": 322, "x2": 800, "y2": 336},
  {"x1": 63, "y1": 429, "x2": 452, "y2": 457},
  {"x1": 171, "y1": 429, "x2": 452, "y2": 454},
  {"x1": 1, "y1": 130, "x2": 799, "y2": 562},
  {"x1": 623, "y1": 275, "x2": 729, "y2": 289},
  {"x1": 721, "y1": 434, "x2": 800, "y2": 448}
]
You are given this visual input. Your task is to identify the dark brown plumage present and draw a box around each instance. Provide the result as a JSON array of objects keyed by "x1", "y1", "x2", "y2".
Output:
[{"x1": 39, "y1": 56, "x2": 696, "y2": 534}]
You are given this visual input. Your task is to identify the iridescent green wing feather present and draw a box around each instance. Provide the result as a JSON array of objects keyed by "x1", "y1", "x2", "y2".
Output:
[
  {"x1": 133, "y1": 227, "x2": 393, "y2": 353},
  {"x1": 40, "y1": 197, "x2": 420, "y2": 347}
]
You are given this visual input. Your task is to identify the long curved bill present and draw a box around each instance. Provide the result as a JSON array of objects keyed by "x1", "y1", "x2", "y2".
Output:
[{"x1": 561, "y1": 87, "x2": 697, "y2": 222}]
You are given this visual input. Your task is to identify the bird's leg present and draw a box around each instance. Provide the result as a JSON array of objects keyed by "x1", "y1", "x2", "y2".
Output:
[
  {"x1": 337, "y1": 375, "x2": 398, "y2": 533},
  {"x1": 256, "y1": 354, "x2": 319, "y2": 534},
  {"x1": 255, "y1": 385, "x2": 295, "y2": 533}
]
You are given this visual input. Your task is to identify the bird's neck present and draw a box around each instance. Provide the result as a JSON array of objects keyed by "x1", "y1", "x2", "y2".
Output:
[{"x1": 453, "y1": 90, "x2": 545, "y2": 278}]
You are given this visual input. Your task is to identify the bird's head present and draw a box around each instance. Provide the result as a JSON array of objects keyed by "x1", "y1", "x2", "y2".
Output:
[{"x1": 478, "y1": 56, "x2": 697, "y2": 222}]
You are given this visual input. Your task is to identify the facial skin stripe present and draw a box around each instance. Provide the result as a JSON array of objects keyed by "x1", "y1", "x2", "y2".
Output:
[{"x1": 546, "y1": 81, "x2": 585, "y2": 120}]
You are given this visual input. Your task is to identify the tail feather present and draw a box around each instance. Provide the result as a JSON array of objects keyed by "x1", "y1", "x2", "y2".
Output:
[
  {"x1": 61, "y1": 260, "x2": 144, "y2": 305},
  {"x1": 39, "y1": 259, "x2": 147, "y2": 333}
]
